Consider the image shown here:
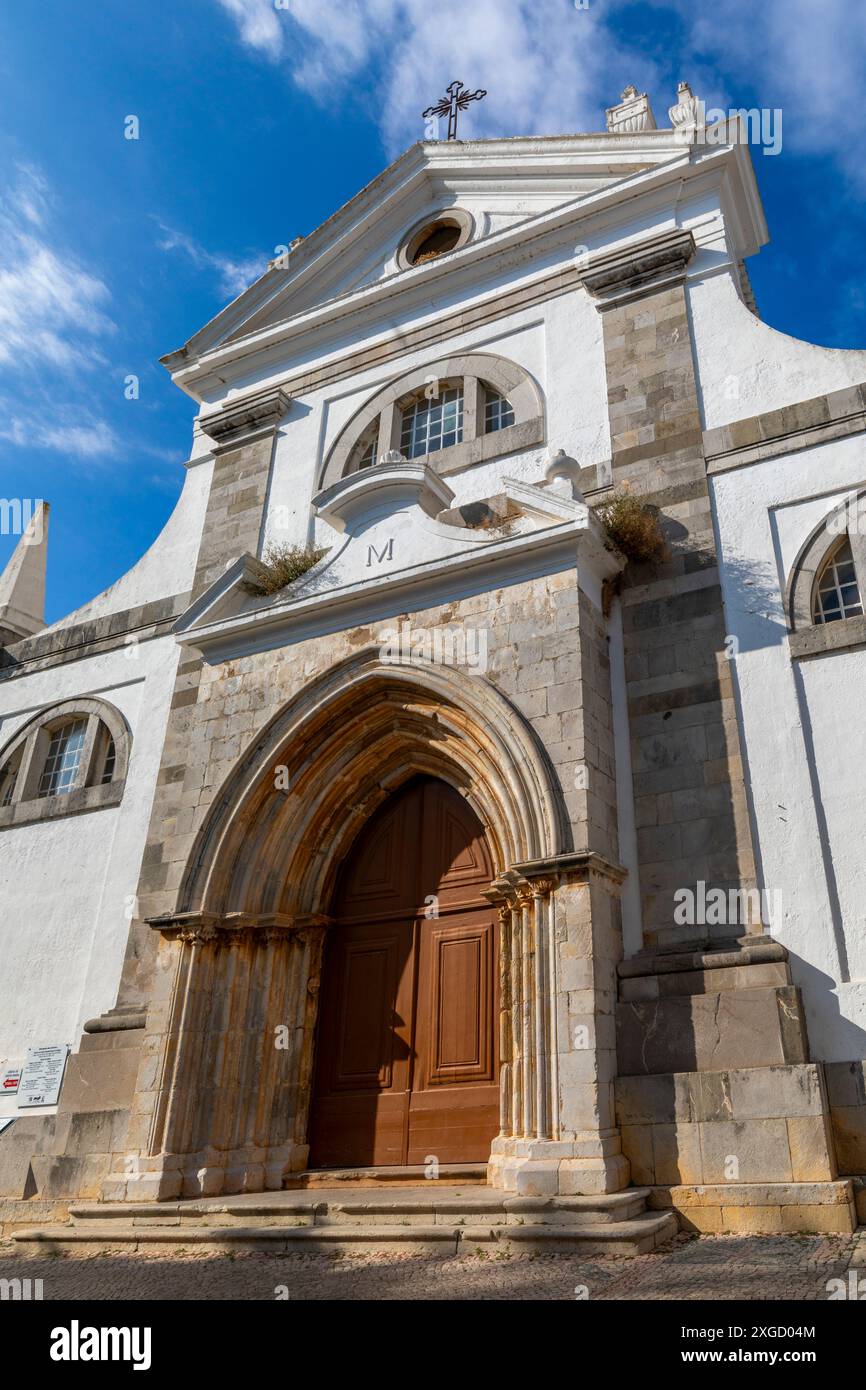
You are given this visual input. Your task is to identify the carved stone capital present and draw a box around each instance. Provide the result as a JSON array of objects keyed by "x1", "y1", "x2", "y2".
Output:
[
  {"x1": 199, "y1": 385, "x2": 292, "y2": 454},
  {"x1": 512, "y1": 850, "x2": 628, "y2": 889},
  {"x1": 579, "y1": 229, "x2": 697, "y2": 309},
  {"x1": 528, "y1": 877, "x2": 557, "y2": 897}
]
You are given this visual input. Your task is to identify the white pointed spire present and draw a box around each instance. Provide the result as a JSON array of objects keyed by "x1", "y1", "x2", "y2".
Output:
[{"x1": 0, "y1": 501, "x2": 49, "y2": 645}]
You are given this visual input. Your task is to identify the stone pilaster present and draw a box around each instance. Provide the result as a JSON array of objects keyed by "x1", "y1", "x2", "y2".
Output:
[
  {"x1": 581, "y1": 230, "x2": 758, "y2": 950},
  {"x1": 114, "y1": 388, "x2": 291, "y2": 1013}
]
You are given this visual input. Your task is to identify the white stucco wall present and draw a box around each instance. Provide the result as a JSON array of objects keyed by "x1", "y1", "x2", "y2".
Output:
[
  {"x1": 711, "y1": 432, "x2": 866, "y2": 1060},
  {"x1": 259, "y1": 281, "x2": 610, "y2": 557},
  {"x1": 690, "y1": 271, "x2": 866, "y2": 431},
  {"x1": 0, "y1": 635, "x2": 181, "y2": 1115}
]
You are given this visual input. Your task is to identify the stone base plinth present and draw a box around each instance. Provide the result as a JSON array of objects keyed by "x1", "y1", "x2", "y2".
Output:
[
  {"x1": 616, "y1": 1063, "x2": 837, "y2": 1186},
  {"x1": 488, "y1": 1134, "x2": 630, "y2": 1196},
  {"x1": 100, "y1": 1141, "x2": 310, "y2": 1203},
  {"x1": 649, "y1": 1180, "x2": 857, "y2": 1234}
]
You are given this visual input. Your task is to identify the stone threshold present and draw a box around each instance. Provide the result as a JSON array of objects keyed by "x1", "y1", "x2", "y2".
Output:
[{"x1": 284, "y1": 1163, "x2": 488, "y2": 1189}]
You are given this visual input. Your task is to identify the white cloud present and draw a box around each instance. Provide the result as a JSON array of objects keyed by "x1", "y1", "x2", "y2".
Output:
[
  {"x1": 0, "y1": 407, "x2": 119, "y2": 459},
  {"x1": 217, "y1": 0, "x2": 642, "y2": 151},
  {"x1": 643, "y1": 0, "x2": 866, "y2": 181},
  {"x1": 216, "y1": 0, "x2": 285, "y2": 58},
  {"x1": 0, "y1": 165, "x2": 114, "y2": 370},
  {"x1": 214, "y1": 0, "x2": 866, "y2": 185},
  {"x1": 154, "y1": 220, "x2": 266, "y2": 297}
]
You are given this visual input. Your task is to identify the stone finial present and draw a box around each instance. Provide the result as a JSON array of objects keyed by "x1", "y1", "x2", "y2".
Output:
[
  {"x1": 544, "y1": 449, "x2": 584, "y2": 500},
  {"x1": 605, "y1": 85, "x2": 658, "y2": 134},
  {"x1": 669, "y1": 81, "x2": 702, "y2": 139},
  {"x1": 0, "y1": 500, "x2": 49, "y2": 645},
  {"x1": 380, "y1": 449, "x2": 408, "y2": 464}
]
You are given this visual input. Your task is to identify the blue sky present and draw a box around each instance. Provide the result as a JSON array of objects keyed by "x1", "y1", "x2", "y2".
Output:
[{"x1": 1, "y1": 0, "x2": 865, "y2": 623}]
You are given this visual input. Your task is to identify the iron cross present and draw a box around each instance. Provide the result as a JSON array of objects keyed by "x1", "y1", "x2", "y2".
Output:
[{"x1": 423, "y1": 80, "x2": 487, "y2": 141}]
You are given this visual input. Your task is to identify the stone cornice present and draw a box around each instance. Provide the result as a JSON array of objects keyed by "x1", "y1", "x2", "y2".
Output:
[
  {"x1": 146, "y1": 910, "x2": 300, "y2": 940},
  {"x1": 618, "y1": 936, "x2": 788, "y2": 979},
  {"x1": 0, "y1": 593, "x2": 188, "y2": 681},
  {"x1": 511, "y1": 850, "x2": 628, "y2": 886},
  {"x1": 199, "y1": 385, "x2": 292, "y2": 453},
  {"x1": 172, "y1": 510, "x2": 619, "y2": 663},
  {"x1": 704, "y1": 382, "x2": 866, "y2": 475}
]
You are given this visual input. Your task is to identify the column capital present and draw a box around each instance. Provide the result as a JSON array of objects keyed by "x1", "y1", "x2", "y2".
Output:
[
  {"x1": 199, "y1": 384, "x2": 292, "y2": 454},
  {"x1": 579, "y1": 228, "x2": 697, "y2": 309}
]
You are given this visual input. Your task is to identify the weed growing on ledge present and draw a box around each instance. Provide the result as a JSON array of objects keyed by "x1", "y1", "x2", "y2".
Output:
[
  {"x1": 255, "y1": 543, "x2": 328, "y2": 595},
  {"x1": 597, "y1": 489, "x2": 668, "y2": 566}
]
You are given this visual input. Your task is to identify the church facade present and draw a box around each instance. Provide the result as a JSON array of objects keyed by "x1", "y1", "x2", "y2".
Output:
[{"x1": 3, "y1": 84, "x2": 866, "y2": 1236}]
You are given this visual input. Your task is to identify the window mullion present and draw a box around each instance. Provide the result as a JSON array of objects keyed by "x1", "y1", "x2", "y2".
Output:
[
  {"x1": 16, "y1": 728, "x2": 50, "y2": 802},
  {"x1": 377, "y1": 404, "x2": 400, "y2": 462},
  {"x1": 463, "y1": 377, "x2": 483, "y2": 443},
  {"x1": 846, "y1": 528, "x2": 866, "y2": 604},
  {"x1": 78, "y1": 714, "x2": 102, "y2": 791}
]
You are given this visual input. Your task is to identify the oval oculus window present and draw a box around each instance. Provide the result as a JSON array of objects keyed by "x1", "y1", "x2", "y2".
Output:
[{"x1": 410, "y1": 220, "x2": 462, "y2": 265}]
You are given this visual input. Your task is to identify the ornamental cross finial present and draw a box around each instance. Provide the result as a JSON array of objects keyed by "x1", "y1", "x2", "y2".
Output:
[{"x1": 423, "y1": 80, "x2": 487, "y2": 141}]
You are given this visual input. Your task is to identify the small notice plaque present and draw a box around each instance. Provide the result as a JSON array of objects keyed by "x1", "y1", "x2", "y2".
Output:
[
  {"x1": 18, "y1": 1045, "x2": 69, "y2": 1108},
  {"x1": 1, "y1": 1065, "x2": 22, "y2": 1095}
]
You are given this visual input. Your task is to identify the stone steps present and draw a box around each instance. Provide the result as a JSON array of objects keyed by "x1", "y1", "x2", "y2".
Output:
[
  {"x1": 14, "y1": 1213, "x2": 676, "y2": 1257},
  {"x1": 12, "y1": 1185, "x2": 678, "y2": 1257}
]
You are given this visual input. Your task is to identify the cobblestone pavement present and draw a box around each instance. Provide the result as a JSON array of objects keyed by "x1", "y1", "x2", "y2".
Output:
[{"x1": 1, "y1": 1232, "x2": 863, "y2": 1300}]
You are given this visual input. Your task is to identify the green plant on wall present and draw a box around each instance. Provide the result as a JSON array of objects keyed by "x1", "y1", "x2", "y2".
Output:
[
  {"x1": 254, "y1": 543, "x2": 329, "y2": 596},
  {"x1": 597, "y1": 489, "x2": 668, "y2": 566}
]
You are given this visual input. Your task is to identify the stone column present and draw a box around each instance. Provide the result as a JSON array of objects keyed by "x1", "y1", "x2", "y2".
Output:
[
  {"x1": 486, "y1": 856, "x2": 630, "y2": 1197},
  {"x1": 102, "y1": 915, "x2": 326, "y2": 1202}
]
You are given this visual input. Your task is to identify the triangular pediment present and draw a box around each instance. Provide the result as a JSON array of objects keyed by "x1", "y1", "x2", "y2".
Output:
[{"x1": 163, "y1": 131, "x2": 693, "y2": 376}]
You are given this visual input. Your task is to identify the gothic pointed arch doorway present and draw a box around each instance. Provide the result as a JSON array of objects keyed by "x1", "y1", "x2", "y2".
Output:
[{"x1": 309, "y1": 775, "x2": 500, "y2": 1168}]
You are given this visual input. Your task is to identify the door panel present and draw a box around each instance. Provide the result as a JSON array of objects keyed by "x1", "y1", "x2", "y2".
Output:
[
  {"x1": 411, "y1": 913, "x2": 499, "y2": 1162},
  {"x1": 308, "y1": 777, "x2": 499, "y2": 1169}
]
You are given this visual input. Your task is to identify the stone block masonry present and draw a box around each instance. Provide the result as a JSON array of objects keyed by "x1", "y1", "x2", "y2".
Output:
[{"x1": 583, "y1": 234, "x2": 757, "y2": 949}]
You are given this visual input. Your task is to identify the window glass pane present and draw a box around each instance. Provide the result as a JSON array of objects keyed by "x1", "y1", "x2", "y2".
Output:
[
  {"x1": 0, "y1": 760, "x2": 17, "y2": 808},
  {"x1": 813, "y1": 537, "x2": 863, "y2": 624},
  {"x1": 101, "y1": 735, "x2": 116, "y2": 785},
  {"x1": 37, "y1": 718, "x2": 88, "y2": 798},
  {"x1": 356, "y1": 434, "x2": 377, "y2": 470},
  {"x1": 400, "y1": 387, "x2": 464, "y2": 459},
  {"x1": 484, "y1": 388, "x2": 515, "y2": 434}
]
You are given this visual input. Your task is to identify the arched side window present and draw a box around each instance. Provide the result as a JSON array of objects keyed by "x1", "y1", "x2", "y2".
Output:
[
  {"x1": 0, "y1": 696, "x2": 130, "y2": 829},
  {"x1": 787, "y1": 492, "x2": 866, "y2": 657},
  {"x1": 319, "y1": 353, "x2": 544, "y2": 489},
  {"x1": 812, "y1": 537, "x2": 863, "y2": 624}
]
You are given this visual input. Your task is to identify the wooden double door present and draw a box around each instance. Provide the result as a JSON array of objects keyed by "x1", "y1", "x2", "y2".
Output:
[{"x1": 309, "y1": 776, "x2": 500, "y2": 1168}]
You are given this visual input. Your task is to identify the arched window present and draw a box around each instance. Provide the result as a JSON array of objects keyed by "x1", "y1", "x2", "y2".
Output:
[
  {"x1": 410, "y1": 221, "x2": 462, "y2": 264},
  {"x1": 320, "y1": 353, "x2": 544, "y2": 489},
  {"x1": 813, "y1": 537, "x2": 863, "y2": 624},
  {"x1": 0, "y1": 697, "x2": 130, "y2": 829},
  {"x1": 787, "y1": 493, "x2": 866, "y2": 657}
]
